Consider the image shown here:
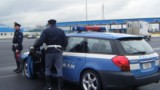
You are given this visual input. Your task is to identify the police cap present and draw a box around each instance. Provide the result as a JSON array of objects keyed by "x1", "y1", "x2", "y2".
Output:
[
  {"x1": 48, "y1": 19, "x2": 56, "y2": 25},
  {"x1": 14, "y1": 22, "x2": 21, "y2": 27}
]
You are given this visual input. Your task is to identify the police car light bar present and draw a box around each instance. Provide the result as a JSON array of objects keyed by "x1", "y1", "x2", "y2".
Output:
[{"x1": 72, "y1": 26, "x2": 106, "y2": 32}]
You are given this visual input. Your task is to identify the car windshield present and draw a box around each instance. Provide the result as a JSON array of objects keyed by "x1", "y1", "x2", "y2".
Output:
[{"x1": 120, "y1": 39, "x2": 154, "y2": 55}]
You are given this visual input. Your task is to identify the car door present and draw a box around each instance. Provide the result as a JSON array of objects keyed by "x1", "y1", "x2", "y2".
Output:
[
  {"x1": 63, "y1": 37, "x2": 86, "y2": 82},
  {"x1": 85, "y1": 38, "x2": 118, "y2": 71}
]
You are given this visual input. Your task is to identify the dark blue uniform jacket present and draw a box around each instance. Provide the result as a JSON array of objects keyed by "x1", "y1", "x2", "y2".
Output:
[
  {"x1": 12, "y1": 30, "x2": 23, "y2": 51},
  {"x1": 34, "y1": 25, "x2": 68, "y2": 53}
]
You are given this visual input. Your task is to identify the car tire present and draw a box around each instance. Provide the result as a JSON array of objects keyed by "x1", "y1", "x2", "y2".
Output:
[
  {"x1": 23, "y1": 60, "x2": 36, "y2": 79},
  {"x1": 81, "y1": 70, "x2": 101, "y2": 90}
]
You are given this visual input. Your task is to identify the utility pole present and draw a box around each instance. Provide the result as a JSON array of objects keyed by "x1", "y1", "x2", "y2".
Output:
[
  {"x1": 86, "y1": 0, "x2": 88, "y2": 21},
  {"x1": 102, "y1": 0, "x2": 105, "y2": 20}
]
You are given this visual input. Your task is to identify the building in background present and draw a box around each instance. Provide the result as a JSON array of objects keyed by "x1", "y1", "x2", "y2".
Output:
[
  {"x1": 1, "y1": 17, "x2": 160, "y2": 39},
  {"x1": 57, "y1": 17, "x2": 160, "y2": 33},
  {"x1": 0, "y1": 24, "x2": 14, "y2": 39},
  {"x1": 0, "y1": 24, "x2": 41, "y2": 39}
]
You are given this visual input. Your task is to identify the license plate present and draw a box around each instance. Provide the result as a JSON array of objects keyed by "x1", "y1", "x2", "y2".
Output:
[{"x1": 142, "y1": 63, "x2": 152, "y2": 69}]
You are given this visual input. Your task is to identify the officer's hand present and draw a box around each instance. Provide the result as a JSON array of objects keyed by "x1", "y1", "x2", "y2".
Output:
[
  {"x1": 16, "y1": 50, "x2": 19, "y2": 53},
  {"x1": 30, "y1": 46, "x2": 34, "y2": 50},
  {"x1": 30, "y1": 46, "x2": 34, "y2": 51},
  {"x1": 29, "y1": 46, "x2": 36, "y2": 54}
]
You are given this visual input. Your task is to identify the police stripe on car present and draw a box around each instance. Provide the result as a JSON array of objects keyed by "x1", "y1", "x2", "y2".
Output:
[
  {"x1": 63, "y1": 52, "x2": 160, "y2": 71},
  {"x1": 63, "y1": 52, "x2": 115, "y2": 59}
]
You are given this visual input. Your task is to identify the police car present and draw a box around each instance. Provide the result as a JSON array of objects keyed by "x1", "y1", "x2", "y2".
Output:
[{"x1": 21, "y1": 27, "x2": 160, "y2": 90}]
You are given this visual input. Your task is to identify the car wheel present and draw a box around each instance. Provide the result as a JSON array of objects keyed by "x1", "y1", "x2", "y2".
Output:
[
  {"x1": 23, "y1": 60, "x2": 36, "y2": 79},
  {"x1": 81, "y1": 70, "x2": 101, "y2": 90}
]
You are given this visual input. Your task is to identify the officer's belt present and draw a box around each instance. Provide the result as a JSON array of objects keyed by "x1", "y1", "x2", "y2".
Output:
[
  {"x1": 47, "y1": 45, "x2": 62, "y2": 48},
  {"x1": 13, "y1": 43, "x2": 18, "y2": 46}
]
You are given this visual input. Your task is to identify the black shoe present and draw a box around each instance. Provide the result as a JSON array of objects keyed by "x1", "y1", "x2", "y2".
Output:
[
  {"x1": 13, "y1": 68, "x2": 19, "y2": 72},
  {"x1": 14, "y1": 61, "x2": 20, "y2": 72},
  {"x1": 15, "y1": 69, "x2": 22, "y2": 73},
  {"x1": 43, "y1": 86, "x2": 53, "y2": 90},
  {"x1": 44, "y1": 76, "x2": 53, "y2": 90}
]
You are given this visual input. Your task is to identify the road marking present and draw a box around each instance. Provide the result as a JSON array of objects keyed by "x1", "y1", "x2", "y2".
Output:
[
  {"x1": 0, "y1": 74, "x2": 17, "y2": 79},
  {"x1": 0, "y1": 63, "x2": 15, "y2": 66},
  {"x1": 153, "y1": 47, "x2": 160, "y2": 51}
]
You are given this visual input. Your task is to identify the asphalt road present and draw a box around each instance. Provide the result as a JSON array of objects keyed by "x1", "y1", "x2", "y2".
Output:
[{"x1": 0, "y1": 37, "x2": 160, "y2": 90}]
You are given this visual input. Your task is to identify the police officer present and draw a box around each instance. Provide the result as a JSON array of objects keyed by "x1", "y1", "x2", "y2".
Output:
[
  {"x1": 12, "y1": 22, "x2": 23, "y2": 73},
  {"x1": 34, "y1": 19, "x2": 68, "y2": 90}
]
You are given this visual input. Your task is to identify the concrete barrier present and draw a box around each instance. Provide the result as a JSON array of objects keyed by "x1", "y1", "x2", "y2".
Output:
[{"x1": 151, "y1": 33, "x2": 160, "y2": 37}]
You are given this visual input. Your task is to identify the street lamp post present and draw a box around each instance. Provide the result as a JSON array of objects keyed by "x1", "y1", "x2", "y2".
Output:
[
  {"x1": 86, "y1": 0, "x2": 88, "y2": 21},
  {"x1": 85, "y1": 0, "x2": 104, "y2": 21},
  {"x1": 102, "y1": 0, "x2": 105, "y2": 20},
  {"x1": 102, "y1": 3, "x2": 105, "y2": 20}
]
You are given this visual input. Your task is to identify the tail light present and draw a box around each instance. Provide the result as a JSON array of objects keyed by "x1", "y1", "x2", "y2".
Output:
[{"x1": 112, "y1": 56, "x2": 130, "y2": 71}]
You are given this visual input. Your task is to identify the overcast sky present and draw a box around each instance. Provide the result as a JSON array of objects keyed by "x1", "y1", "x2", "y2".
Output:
[{"x1": 0, "y1": 0, "x2": 160, "y2": 28}]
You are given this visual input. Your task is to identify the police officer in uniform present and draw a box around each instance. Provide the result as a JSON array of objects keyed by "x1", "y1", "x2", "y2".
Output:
[
  {"x1": 12, "y1": 22, "x2": 23, "y2": 73},
  {"x1": 34, "y1": 19, "x2": 68, "y2": 90}
]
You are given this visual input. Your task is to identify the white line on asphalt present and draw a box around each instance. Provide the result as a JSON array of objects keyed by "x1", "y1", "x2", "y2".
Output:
[
  {"x1": 0, "y1": 74, "x2": 17, "y2": 79},
  {"x1": 153, "y1": 47, "x2": 160, "y2": 51},
  {"x1": 0, "y1": 63, "x2": 15, "y2": 66}
]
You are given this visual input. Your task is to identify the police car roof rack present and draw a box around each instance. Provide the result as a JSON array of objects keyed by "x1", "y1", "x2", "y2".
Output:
[{"x1": 72, "y1": 26, "x2": 106, "y2": 33}]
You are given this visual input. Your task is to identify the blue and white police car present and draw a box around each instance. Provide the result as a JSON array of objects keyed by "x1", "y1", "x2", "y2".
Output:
[{"x1": 21, "y1": 28, "x2": 160, "y2": 90}]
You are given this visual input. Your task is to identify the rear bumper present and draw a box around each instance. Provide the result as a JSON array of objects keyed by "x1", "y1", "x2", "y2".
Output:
[{"x1": 98, "y1": 71, "x2": 160, "y2": 89}]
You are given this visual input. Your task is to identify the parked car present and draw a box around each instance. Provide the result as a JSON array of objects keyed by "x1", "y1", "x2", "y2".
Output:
[
  {"x1": 27, "y1": 35, "x2": 36, "y2": 39},
  {"x1": 21, "y1": 32, "x2": 160, "y2": 90}
]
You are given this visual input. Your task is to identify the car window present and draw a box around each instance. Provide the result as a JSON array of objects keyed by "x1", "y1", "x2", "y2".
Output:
[
  {"x1": 120, "y1": 39, "x2": 154, "y2": 55},
  {"x1": 65, "y1": 37, "x2": 85, "y2": 53},
  {"x1": 86, "y1": 38, "x2": 112, "y2": 54}
]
